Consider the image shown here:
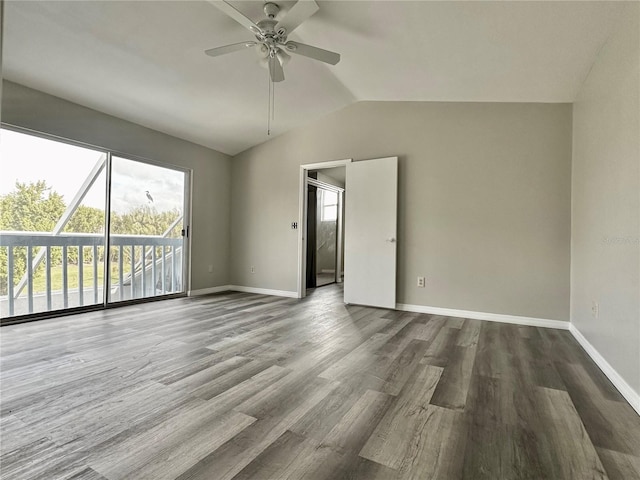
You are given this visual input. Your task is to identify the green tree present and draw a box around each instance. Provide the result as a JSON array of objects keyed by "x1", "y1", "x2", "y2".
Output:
[
  {"x1": 0, "y1": 181, "x2": 66, "y2": 294},
  {"x1": 109, "y1": 206, "x2": 182, "y2": 267},
  {"x1": 0, "y1": 180, "x2": 65, "y2": 231},
  {"x1": 0, "y1": 181, "x2": 183, "y2": 296},
  {"x1": 65, "y1": 205, "x2": 105, "y2": 264},
  {"x1": 110, "y1": 206, "x2": 181, "y2": 236},
  {"x1": 65, "y1": 205, "x2": 105, "y2": 234}
]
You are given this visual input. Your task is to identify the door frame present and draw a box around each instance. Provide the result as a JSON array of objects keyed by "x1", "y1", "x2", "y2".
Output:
[{"x1": 297, "y1": 159, "x2": 352, "y2": 298}]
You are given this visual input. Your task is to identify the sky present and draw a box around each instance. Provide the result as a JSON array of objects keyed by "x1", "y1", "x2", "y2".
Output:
[{"x1": 0, "y1": 129, "x2": 184, "y2": 214}]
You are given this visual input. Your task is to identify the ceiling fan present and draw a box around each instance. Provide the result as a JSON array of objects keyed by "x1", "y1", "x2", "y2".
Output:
[{"x1": 205, "y1": 0, "x2": 341, "y2": 82}]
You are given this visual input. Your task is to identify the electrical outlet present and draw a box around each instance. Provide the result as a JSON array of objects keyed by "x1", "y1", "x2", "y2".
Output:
[
  {"x1": 250, "y1": 266, "x2": 256, "y2": 274},
  {"x1": 417, "y1": 276, "x2": 425, "y2": 288},
  {"x1": 591, "y1": 301, "x2": 599, "y2": 318},
  {"x1": 208, "y1": 264, "x2": 214, "y2": 273}
]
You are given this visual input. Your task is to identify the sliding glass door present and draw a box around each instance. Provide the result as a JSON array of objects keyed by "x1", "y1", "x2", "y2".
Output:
[
  {"x1": 107, "y1": 156, "x2": 186, "y2": 303},
  {"x1": 0, "y1": 127, "x2": 190, "y2": 321},
  {"x1": 0, "y1": 129, "x2": 107, "y2": 317}
]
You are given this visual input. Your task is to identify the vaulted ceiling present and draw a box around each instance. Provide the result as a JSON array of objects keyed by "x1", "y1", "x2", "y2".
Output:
[{"x1": 2, "y1": 1, "x2": 628, "y2": 155}]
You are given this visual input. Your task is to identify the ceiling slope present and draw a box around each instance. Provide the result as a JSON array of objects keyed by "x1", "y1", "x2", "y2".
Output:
[{"x1": 2, "y1": 1, "x2": 628, "y2": 155}]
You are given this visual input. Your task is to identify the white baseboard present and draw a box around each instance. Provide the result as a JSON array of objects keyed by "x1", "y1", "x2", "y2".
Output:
[
  {"x1": 396, "y1": 303, "x2": 570, "y2": 330},
  {"x1": 228, "y1": 285, "x2": 299, "y2": 298},
  {"x1": 189, "y1": 285, "x2": 298, "y2": 299},
  {"x1": 569, "y1": 324, "x2": 640, "y2": 416},
  {"x1": 188, "y1": 285, "x2": 232, "y2": 296}
]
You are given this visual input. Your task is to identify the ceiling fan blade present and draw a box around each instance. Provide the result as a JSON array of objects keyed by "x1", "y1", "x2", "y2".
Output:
[
  {"x1": 210, "y1": 1, "x2": 261, "y2": 33},
  {"x1": 205, "y1": 41, "x2": 257, "y2": 58},
  {"x1": 284, "y1": 41, "x2": 340, "y2": 65},
  {"x1": 275, "y1": 0, "x2": 319, "y2": 35},
  {"x1": 269, "y1": 57, "x2": 285, "y2": 82}
]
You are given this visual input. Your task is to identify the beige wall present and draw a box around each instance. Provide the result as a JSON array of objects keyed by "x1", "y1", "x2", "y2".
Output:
[
  {"x1": 231, "y1": 101, "x2": 572, "y2": 321},
  {"x1": 1, "y1": 81, "x2": 232, "y2": 292},
  {"x1": 571, "y1": 3, "x2": 640, "y2": 394}
]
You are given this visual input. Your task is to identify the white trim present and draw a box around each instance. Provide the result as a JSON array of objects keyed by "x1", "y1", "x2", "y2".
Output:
[
  {"x1": 189, "y1": 285, "x2": 298, "y2": 299},
  {"x1": 300, "y1": 159, "x2": 353, "y2": 170},
  {"x1": 297, "y1": 166, "x2": 308, "y2": 299},
  {"x1": 298, "y1": 159, "x2": 352, "y2": 299},
  {"x1": 188, "y1": 285, "x2": 232, "y2": 296},
  {"x1": 184, "y1": 168, "x2": 194, "y2": 300},
  {"x1": 396, "y1": 303, "x2": 570, "y2": 330},
  {"x1": 336, "y1": 190, "x2": 344, "y2": 285},
  {"x1": 228, "y1": 285, "x2": 298, "y2": 298},
  {"x1": 569, "y1": 324, "x2": 640, "y2": 416}
]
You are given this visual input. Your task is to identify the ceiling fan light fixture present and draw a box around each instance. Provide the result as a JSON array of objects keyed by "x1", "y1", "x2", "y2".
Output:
[
  {"x1": 256, "y1": 43, "x2": 269, "y2": 57},
  {"x1": 258, "y1": 56, "x2": 270, "y2": 69},
  {"x1": 276, "y1": 50, "x2": 291, "y2": 66}
]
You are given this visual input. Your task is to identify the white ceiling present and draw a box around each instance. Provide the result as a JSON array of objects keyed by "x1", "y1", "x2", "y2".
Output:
[{"x1": 2, "y1": 1, "x2": 627, "y2": 156}]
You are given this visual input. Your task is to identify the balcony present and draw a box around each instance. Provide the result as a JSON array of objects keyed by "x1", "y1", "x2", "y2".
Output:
[
  {"x1": 0, "y1": 231, "x2": 183, "y2": 318},
  {"x1": 1, "y1": 128, "x2": 190, "y2": 320}
]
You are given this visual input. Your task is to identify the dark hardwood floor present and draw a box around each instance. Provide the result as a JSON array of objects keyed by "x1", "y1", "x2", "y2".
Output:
[{"x1": 1, "y1": 285, "x2": 639, "y2": 479}]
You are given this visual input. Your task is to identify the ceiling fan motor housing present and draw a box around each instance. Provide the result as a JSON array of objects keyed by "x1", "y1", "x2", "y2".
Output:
[
  {"x1": 257, "y1": 19, "x2": 278, "y2": 35},
  {"x1": 263, "y1": 2, "x2": 280, "y2": 19}
]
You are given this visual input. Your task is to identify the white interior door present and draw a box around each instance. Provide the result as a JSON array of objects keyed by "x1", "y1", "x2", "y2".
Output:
[{"x1": 344, "y1": 156, "x2": 398, "y2": 308}]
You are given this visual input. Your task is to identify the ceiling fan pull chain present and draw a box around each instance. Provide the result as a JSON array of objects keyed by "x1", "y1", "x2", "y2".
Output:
[
  {"x1": 267, "y1": 62, "x2": 276, "y2": 136},
  {"x1": 267, "y1": 69, "x2": 272, "y2": 136}
]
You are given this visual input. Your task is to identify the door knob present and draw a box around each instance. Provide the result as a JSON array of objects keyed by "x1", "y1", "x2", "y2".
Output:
[{"x1": 386, "y1": 238, "x2": 396, "y2": 243}]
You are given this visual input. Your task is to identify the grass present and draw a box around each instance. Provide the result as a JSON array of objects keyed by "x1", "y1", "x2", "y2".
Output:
[{"x1": 31, "y1": 262, "x2": 131, "y2": 294}]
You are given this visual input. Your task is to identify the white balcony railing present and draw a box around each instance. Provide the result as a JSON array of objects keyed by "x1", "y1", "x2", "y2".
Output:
[{"x1": 0, "y1": 231, "x2": 183, "y2": 317}]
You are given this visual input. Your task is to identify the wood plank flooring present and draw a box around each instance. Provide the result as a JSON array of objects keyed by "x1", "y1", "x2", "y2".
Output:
[{"x1": 1, "y1": 285, "x2": 639, "y2": 479}]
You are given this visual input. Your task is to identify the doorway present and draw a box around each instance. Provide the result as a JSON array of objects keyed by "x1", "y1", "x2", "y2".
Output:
[
  {"x1": 297, "y1": 159, "x2": 351, "y2": 298},
  {"x1": 297, "y1": 156, "x2": 398, "y2": 306},
  {"x1": 306, "y1": 171, "x2": 344, "y2": 291}
]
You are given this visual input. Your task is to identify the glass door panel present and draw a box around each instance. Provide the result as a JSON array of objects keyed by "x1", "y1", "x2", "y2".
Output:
[
  {"x1": 0, "y1": 128, "x2": 106, "y2": 318},
  {"x1": 316, "y1": 188, "x2": 338, "y2": 287},
  {"x1": 107, "y1": 156, "x2": 186, "y2": 303}
]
